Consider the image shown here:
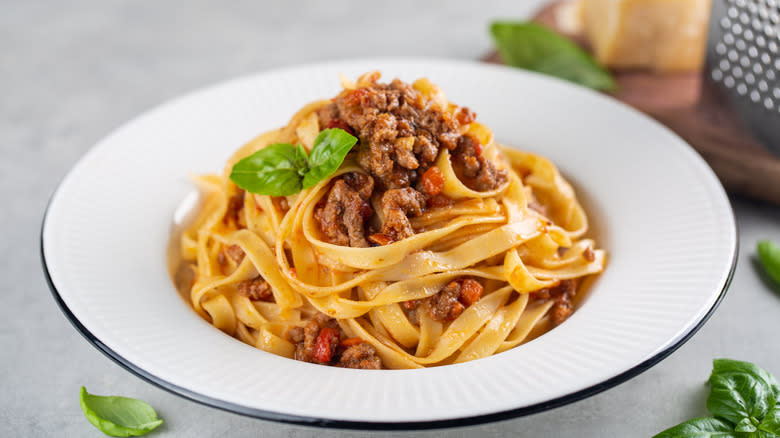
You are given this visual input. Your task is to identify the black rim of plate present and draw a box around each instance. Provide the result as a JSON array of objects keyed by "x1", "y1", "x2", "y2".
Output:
[{"x1": 40, "y1": 194, "x2": 739, "y2": 431}]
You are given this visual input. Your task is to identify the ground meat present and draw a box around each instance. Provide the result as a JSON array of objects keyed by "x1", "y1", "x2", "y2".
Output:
[
  {"x1": 291, "y1": 313, "x2": 340, "y2": 363},
  {"x1": 531, "y1": 280, "x2": 576, "y2": 326},
  {"x1": 287, "y1": 326, "x2": 304, "y2": 344},
  {"x1": 402, "y1": 300, "x2": 420, "y2": 325},
  {"x1": 218, "y1": 244, "x2": 245, "y2": 266},
  {"x1": 583, "y1": 246, "x2": 596, "y2": 262},
  {"x1": 427, "y1": 281, "x2": 465, "y2": 321},
  {"x1": 380, "y1": 188, "x2": 425, "y2": 241},
  {"x1": 271, "y1": 196, "x2": 289, "y2": 213},
  {"x1": 236, "y1": 276, "x2": 273, "y2": 301},
  {"x1": 455, "y1": 107, "x2": 477, "y2": 125},
  {"x1": 337, "y1": 343, "x2": 382, "y2": 369},
  {"x1": 318, "y1": 77, "x2": 461, "y2": 190},
  {"x1": 312, "y1": 76, "x2": 504, "y2": 247},
  {"x1": 426, "y1": 194, "x2": 454, "y2": 209},
  {"x1": 527, "y1": 191, "x2": 548, "y2": 217},
  {"x1": 286, "y1": 313, "x2": 383, "y2": 369},
  {"x1": 451, "y1": 135, "x2": 508, "y2": 192},
  {"x1": 224, "y1": 190, "x2": 245, "y2": 226},
  {"x1": 316, "y1": 102, "x2": 339, "y2": 128},
  {"x1": 404, "y1": 278, "x2": 485, "y2": 323},
  {"x1": 314, "y1": 173, "x2": 374, "y2": 247}
]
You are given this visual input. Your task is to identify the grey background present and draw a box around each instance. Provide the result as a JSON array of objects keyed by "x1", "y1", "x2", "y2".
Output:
[{"x1": 2, "y1": 0, "x2": 779, "y2": 436}]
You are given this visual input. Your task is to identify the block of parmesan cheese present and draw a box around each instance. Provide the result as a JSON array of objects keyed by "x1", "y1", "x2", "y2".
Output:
[{"x1": 582, "y1": 0, "x2": 712, "y2": 72}]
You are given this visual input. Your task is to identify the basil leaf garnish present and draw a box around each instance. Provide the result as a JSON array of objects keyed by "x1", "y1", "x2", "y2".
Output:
[
  {"x1": 302, "y1": 128, "x2": 358, "y2": 189},
  {"x1": 713, "y1": 359, "x2": 780, "y2": 399},
  {"x1": 652, "y1": 417, "x2": 738, "y2": 438},
  {"x1": 734, "y1": 417, "x2": 757, "y2": 433},
  {"x1": 230, "y1": 128, "x2": 357, "y2": 196},
  {"x1": 490, "y1": 21, "x2": 617, "y2": 91},
  {"x1": 79, "y1": 387, "x2": 163, "y2": 437},
  {"x1": 708, "y1": 359, "x2": 778, "y2": 426},
  {"x1": 757, "y1": 240, "x2": 780, "y2": 287},
  {"x1": 758, "y1": 404, "x2": 780, "y2": 435},
  {"x1": 654, "y1": 360, "x2": 780, "y2": 437},
  {"x1": 230, "y1": 143, "x2": 306, "y2": 196}
]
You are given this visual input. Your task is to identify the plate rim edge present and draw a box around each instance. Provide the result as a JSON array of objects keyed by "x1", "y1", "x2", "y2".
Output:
[
  {"x1": 38, "y1": 58, "x2": 741, "y2": 429},
  {"x1": 39, "y1": 196, "x2": 738, "y2": 430}
]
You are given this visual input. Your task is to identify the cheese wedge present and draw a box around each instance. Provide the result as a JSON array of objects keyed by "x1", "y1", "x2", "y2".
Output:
[{"x1": 582, "y1": 0, "x2": 712, "y2": 72}]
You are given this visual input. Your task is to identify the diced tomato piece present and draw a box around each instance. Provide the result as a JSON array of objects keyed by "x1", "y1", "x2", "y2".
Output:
[
  {"x1": 402, "y1": 300, "x2": 419, "y2": 310},
  {"x1": 368, "y1": 233, "x2": 394, "y2": 246},
  {"x1": 458, "y1": 279, "x2": 483, "y2": 306},
  {"x1": 339, "y1": 337, "x2": 364, "y2": 347},
  {"x1": 427, "y1": 194, "x2": 453, "y2": 208},
  {"x1": 326, "y1": 119, "x2": 355, "y2": 135},
  {"x1": 447, "y1": 302, "x2": 465, "y2": 320},
  {"x1": 359, "y1": 200, "x2": 373, "y2": 219},
  {"x1": 312, "y1": 327, "x2": 340, "y2": 364},
  {"x1": 343, "y1": 88, "x2": 368, "y2": 106},
  {"x1": 474, "y1": 141, "x2": 483, "y2": 156},
  {"x1": 455, "y1": 107, "x2": 476, "y2": 125},
  {"x1": 420, "y1": 167, "x2": 445, "y2": 196}
]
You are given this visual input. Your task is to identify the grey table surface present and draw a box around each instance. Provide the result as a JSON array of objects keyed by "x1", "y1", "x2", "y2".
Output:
[{"x1": 3, "y1": 0, "x2": 780, "y2": 436}]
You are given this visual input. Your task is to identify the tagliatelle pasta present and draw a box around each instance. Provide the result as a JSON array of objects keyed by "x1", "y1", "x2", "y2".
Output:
[{"x1": 172, "y1": 72, "x2": 605, "y2": 369}]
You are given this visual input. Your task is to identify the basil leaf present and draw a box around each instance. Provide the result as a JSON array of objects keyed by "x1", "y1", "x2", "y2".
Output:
[
  {"x1": 735, "y1": 417, "x2": 758, "y2": 433},
  {"x1": 757, "y1": 404, "x2": 780, "y2": 436},
  {"x1": 652, "y1": 417, "x2": 738, "y2": 438},
  {"x1": 302, "y1": 128, "x2": 358, "y2": 189},
  {"x1": 79, "y1": 387, "x2": 163, "y2": 437},
  {"x1": 757, "y1": 240, "x2": 780, "y2": 287},
  {"x1": 490, "y1": 21, "x2": 617, "y2": 91},
  {"x1": 708, "y1": 359, "x2": 778, "y2": 427},
  {"x1": 230, "y1": 143, "x2": 307, "y2": 196},
  {"x1": 714, "y1": 360, "x2": 780, "y2": 403}
]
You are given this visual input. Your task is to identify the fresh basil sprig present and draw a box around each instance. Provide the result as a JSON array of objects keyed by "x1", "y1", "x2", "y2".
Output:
[
  {"x1": 653, "y1": 417, "x2": 736, "y2": 438},
  {"x1": 490, "y1": 21, "x2": 617, "y2": 91},
  {"x1": 79, "y1": 387, "x2": 164, "y2": 437},
  {"x1": 757, "y1": 240, "x2": 780, "y2": 287},
  {"x1": 654, "y1": 359, "x2": 780, "y2": 438},
  {"x1": 230, "y1": 128, "x2": 358, "y2": 196}
]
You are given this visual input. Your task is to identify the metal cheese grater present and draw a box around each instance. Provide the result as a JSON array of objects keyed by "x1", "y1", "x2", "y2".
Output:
[{"x1": 708, "y1": 0, "x2": 780, "y2": 154}]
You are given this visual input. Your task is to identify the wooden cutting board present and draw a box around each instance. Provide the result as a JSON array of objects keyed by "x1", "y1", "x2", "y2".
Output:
[{"x1": 484, "y1": 0, "x2": 780, "y2": 205}]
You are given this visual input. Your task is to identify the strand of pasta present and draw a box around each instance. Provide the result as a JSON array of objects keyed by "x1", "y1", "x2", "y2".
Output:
[{"x1": 179, "y1": 86, "x2": 606, "y2": 369}]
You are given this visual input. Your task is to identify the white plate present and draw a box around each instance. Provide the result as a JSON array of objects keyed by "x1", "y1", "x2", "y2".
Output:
[{"x1": 41, "y1": 58, "x2": 737, "y2": 429}]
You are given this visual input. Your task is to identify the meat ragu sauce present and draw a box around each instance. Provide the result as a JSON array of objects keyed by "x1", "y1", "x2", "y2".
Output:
[
  {"x1": 175, "y1": 72, "x2": 606, "y2": 370},
  {"x1": 314, "y1": 74, "x2": 507, "y2": 248},
  {"x1": 287, "y1": 313, "x2": 382, "y2": 369},
  {"x1": 403, "y1": 277, "x2": 485, "y2": 324}
]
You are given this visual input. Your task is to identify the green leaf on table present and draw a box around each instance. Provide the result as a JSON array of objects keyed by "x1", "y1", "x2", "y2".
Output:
[
  {"x1": 79, "y1": 387, "x2": 163, "y2": 437},
  {"x1": 757, "y1": 240, "x2": 780, "y2": 287},
  {"x1": 757, "y1": 404, "x2": 780, "y2": 436},
  {"x1": 708, "y1": 359, "x2": 778, "y2": 427},
  {"x1": 652, "y1": 417, "x2": 738, "y2": 438},
  {"x1": 734, "y1": 417, "x2": 758, "y2": 433},
  {"x1": 653, "y1": 360, "x2": 780, "y2": 437},
  {"x1": 302, "y1": 128, "x2": 358, "y2": 189},
  {"x1": 490, "y1": 21, "x2": 617, "y2": 91}
]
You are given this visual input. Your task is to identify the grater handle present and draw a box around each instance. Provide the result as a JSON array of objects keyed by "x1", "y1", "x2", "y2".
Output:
[
  {"x1": 689, "y1": 138, "x2": 780, "y2": 204},
  {"x1": 653, "y1": 109, "x2": 780, "y2": 204}
]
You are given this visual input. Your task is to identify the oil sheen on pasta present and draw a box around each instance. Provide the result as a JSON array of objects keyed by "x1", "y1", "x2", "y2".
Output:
[{"x1": 171, "y1": 72, "x2": 606, "y2": 370}]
